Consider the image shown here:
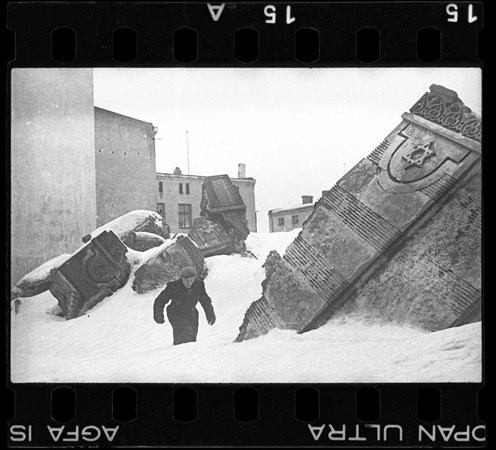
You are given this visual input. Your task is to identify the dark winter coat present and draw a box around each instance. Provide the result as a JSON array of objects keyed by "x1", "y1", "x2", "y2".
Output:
[{"x1": 153, "y1": 279, "x2": 216, "y2": 336}]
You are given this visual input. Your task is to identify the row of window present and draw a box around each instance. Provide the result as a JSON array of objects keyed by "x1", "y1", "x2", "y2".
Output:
[
  {"x1": 278, "y1": 215, "x2": 299, "y2": 227},
  {"x1": 158, "y1": 181, "x2": 190, "y2": 195},
  {"x1": 157, "y1": 202, "x2": 192, "y2": 229}
]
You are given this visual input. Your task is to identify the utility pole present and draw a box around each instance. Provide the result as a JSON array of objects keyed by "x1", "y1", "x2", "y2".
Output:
[{"x1": 186, "y1": 130, "x2": 190, "y2": 174}]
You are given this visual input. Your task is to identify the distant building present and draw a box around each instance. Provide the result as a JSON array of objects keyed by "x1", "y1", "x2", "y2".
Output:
[
  {"x1": 268, "y1": 196, "x2": 315, "y2": 232},
  {"x1": 94, "y1": 107, "x2": 157, "y2": 226},
  {"x1": 157, "y1": 164, "x2": 257, "y2": 233}
]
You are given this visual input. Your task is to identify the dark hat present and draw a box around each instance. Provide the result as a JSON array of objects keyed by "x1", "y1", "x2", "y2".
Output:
[{"x1": 180, "y1": 266, "x2": 196, "y2": 278}]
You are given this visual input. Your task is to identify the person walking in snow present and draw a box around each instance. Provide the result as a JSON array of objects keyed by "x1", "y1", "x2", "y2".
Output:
[{"x1": 153, "y1": 266, "x2": 216, "y2": 345}]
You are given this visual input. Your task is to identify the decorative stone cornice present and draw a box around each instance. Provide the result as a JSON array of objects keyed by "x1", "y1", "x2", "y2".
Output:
[{"x1": 410, "y1": 84, "x2": 481, "y2": 142}]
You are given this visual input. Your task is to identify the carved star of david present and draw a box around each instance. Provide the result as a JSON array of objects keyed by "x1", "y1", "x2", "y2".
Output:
[{"x1": 402, "y1": 141, "x2": 436, "y2": 169}]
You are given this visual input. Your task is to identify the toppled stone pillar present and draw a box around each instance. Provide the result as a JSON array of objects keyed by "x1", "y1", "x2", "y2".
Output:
[
  {"x1": 132, "y1": 236, "x2": 205, "y2": 293},
  {"x1": 196, "y1": 175, "x2": 250, "y2": 253},
  {"x1": 49, "y1": 230, "x2": 130, "y2": 319},
  {"x1": 236, "y1": 84, "x2": 481, "y2": 341}
]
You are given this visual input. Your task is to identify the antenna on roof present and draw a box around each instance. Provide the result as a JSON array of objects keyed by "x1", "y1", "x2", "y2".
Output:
[{"x1": 186, "y1": 130, "x2": 190, "y2": 174}]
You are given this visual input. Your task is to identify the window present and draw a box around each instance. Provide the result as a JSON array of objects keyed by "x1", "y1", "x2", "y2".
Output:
[
  {"x1": 159, "y1": 181, "x2": 163, "y2": 194},
  {"x1": 178, "y1": 204, "x2": 192, "y2": 228},
  {"x1": 157, "y1": 202, "x2": 165, "y2": 219},
  {"x1": 278, "y1": 217, "x2": 285, "y2": 227},
  {"x1": 179, "y1": 183, "x2": 183, "y2": 194},
  {"x1": 186, "y1": 183, "x2": 190, "y2": 194},
  {"x1": 292, "y1": 215, "x2": 299, "y2": 225}
]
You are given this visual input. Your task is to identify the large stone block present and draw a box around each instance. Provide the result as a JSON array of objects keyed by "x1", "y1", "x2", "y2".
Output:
[
  {"x1": 49, "y1": 231, "x2": 130, "y2": 319},
  {"x1": 187, "y1": 217, "x2": 236, "y2": 257},
  {"x1": 132, "y1": 236, "x2": 205, "y2": 293},
  {"x1": 201, "y1": 175, "x2": 250, "y2": 247},
  {"x1": 236, "y1": 84, "x2": 481, "y2": 341}
]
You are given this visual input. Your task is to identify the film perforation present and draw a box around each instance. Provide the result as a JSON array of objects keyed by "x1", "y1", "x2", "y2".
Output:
[
  {"x1": 173, "y1": 387, "x2": 198, "y2": 422},
  {"x1": 294, "y1": 387, "x2": 320, "y2": 423},
  {"x1": 356, "y1": 387, "x2": 381, "y2": 422},
  {"x1": 234, "y1": 387, "x2": 259, "y2": 422},
  {"x1": 235, "y1": 28, "x2": 259, "y2": 63},
  {"x1": 295, "y1": 28, "x2": 320, "y2": 63},
  {"x1": 51, "y1": 27, "x2": 76, "y2": 63},
  {"x1": 174, "y1": 27, "x2": 199, "y2": 63},
  {"x1": 356, "y1": 27, "x2": 381, "y2": 63},
  {"x1": 416, "y1": 387, "x2": 441, "y2": 422},
  {"x1": 51, "y1": 387, "x2": 76, "y2": 423},
  {"x1": 112, "y1": 387, "x2": 137, "y2": 422},
  {"x1": 417, "y1": 27, "x2": 442, "y2": 62},
  {"x1": 113, "y1": 28, "x2": 137, "y2": 63}
]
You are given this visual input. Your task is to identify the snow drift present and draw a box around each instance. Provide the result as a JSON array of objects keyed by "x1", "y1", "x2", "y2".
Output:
[{"x1": 10, "y1": 230, "x2": 481, "y2": 383}]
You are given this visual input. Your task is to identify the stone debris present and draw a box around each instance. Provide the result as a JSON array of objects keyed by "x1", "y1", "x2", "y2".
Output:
[
  {"x1": 197, "y1": 175, "x2": 250, "y2": 253},
  {"x1": 123, "y1": 231, "x2": 166, "y2": 252},
  {"x1": 11, "y1": 253, "x2": 71, "y2": 299},
  {"x1": 187, "y1": 217, "x2": 236, "y2": 257},
  {"x1": 49, "y1": 230, "x2": 131, "y2": 320},
  {"x1": 132, "y1": 235, "x2": 205, "y2": 294},
  {"x1": 82, "y1": 210, "x2": 170, "y2": 244},
  {"x1": 236, "y1": 85, "x2": 482, "y2": 341}
]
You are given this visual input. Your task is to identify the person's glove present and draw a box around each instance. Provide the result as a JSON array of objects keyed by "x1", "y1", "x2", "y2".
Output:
[
  {"x1": 155, "y1": 316, "x2": 165, "y2": 324},
  {"x1": 208, "y1": 315, "x2": 216, "y2": 325}
]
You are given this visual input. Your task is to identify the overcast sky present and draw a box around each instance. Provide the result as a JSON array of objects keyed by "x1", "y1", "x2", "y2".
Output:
[{"x1": 93, "y1": 68, "x2": 481, "y2": 232}]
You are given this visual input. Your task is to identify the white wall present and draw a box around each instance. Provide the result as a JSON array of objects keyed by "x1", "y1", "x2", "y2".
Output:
[{"x1": 11, "y1": 69, "x2": 97, "y2": 285}]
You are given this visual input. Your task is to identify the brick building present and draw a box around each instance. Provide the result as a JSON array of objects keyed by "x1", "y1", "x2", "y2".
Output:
[{"x1": 157, "y1": 164, "x2": 257, "y2": 233}]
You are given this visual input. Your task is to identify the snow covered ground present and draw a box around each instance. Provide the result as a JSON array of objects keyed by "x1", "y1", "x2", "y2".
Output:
[{"x1": 10, "y1": 230, "x2": 481, "y2": 383}]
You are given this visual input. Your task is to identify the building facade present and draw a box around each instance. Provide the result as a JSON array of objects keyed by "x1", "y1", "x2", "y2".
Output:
[
  {"x1": 94, "y1": 107, "x2": 157, "y2": 226},
  {"x1": 268, "y1": 196, "x2": 315, "y2": 232},
  {"x1": 156, "y1": 165, "x2": 257, "y2": 233},
  {"x1": 11, "y1": 68, "x2": 97, "y2": 286}
]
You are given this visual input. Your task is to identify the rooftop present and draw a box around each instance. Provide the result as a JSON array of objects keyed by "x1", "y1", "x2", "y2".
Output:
[
  {"x1": 269, "y1": 203, "x2": 315, "y2": 215},
  {"x1": 94, "y1": 106, "x2": 155, "y2": 127},
  {"x1": 156, "y1": 172, "x2": 255, "y2": 181}
]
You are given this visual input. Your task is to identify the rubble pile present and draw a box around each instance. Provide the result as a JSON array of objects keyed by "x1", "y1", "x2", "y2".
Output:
[{"x1": 11, "y1": 210, "x2": 172, "y2": 319}]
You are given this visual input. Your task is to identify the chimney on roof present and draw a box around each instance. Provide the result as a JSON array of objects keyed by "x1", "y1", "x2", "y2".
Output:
[
  {"x1": 238, "y1": 163, "x2": 246, "y2": 178},
  {"x1": 302, "y1": 195, "x2": 313, "y2": 205}
]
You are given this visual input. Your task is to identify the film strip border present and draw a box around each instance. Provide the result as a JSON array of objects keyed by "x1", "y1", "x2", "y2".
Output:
[
  {"x1": 6, "y1": 2, "x2": 483, "y2": 66},
  {"x1": 7, "y1": 384, "x2": 486, "y2": 446}
]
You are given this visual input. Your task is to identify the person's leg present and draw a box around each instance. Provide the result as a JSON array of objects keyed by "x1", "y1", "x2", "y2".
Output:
[
  {"x1": 167, "y1": 305, "x2": 183, "y2": 345},
  {"x1": 182, "y1": 309, "x2": 199, "y2": 343}
]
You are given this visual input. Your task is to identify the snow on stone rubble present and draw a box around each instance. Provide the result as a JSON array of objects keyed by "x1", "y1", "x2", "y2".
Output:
[
  {"x1": 14, "y1": 253, "x2": 71, "y2": 287},
  {"x1": 10, "y1": 230, "x2": 481, "y2": 383},
  {"x1": 88, "y1": 210, "x2": 163, "y2": 240}
]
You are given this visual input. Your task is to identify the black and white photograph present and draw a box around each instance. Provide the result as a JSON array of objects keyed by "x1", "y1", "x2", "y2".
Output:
[{"x1": 10, "y1": 67, "x2": 481, "y2": 383}]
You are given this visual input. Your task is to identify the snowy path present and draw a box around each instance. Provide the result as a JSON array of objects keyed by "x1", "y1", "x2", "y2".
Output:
[{"x1": 10, "y1": 231, "x2": 481, "y2": 383}]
